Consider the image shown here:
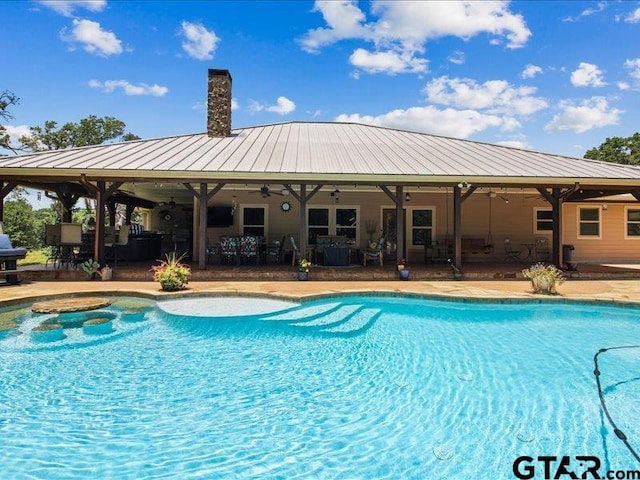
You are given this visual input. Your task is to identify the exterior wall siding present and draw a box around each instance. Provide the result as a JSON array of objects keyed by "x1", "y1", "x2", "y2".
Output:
[{"x1": 148, "y1": 189, "x2": 640, "y2": 264}]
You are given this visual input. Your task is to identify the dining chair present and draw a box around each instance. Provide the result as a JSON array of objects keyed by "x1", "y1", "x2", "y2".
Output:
[
  {"x1": 504, "y1": 238, "x2": 521, "y2": 262},
  {"x1": 240, "y1": 235, "x2": 260, "y2": 265},
  {"x1": 219, "y1": 235, "x2": 239, "y2": 265},
  {"x1": 289, "y1": 235, "x2": 302, "y2": 267}
]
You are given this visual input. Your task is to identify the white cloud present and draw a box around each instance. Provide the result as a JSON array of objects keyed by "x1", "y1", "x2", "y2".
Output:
[
  {"x1": 448, "y1": 50, "x2": 465, "y2": 65},
  {"x1": 349, "y1": 48, "x2": 428, "y2": 74},
  {"x1": 37, "y1": 0, "x2": 106, "y2": 17},
  {"x1": 335, "y1": 106, "x2": 515, "y2": 138},
  {"x1": 545, "y1": 97, "x2": 622, "y2": 133},
  {"x1": 563, "y1": 1, "x2": 607, "y2": 22},
  {"x1": 3, "y1": 125, "x2": 32, "y2": 149},
  {"x1": 231, "y1": 98, "x2": 240, "y2": 111},
  {"x1": 299, "y1": 0, "x2": 369, "y2": 53},
  {"x1": 248, "y1": 97, "x2": 296, "y2": 116},
  {"x1": 625, "y1": 7, "x2": 640, "y2": 23},
  {"x1": 299, "y1": 1, "x2": 530, "y2": 75},
  {"x1": 617, "y1": 82, "x2": 631, "y2": 91},
  {"x1": 88, "y1": 79, "x2": 168, "y2": 96},
  {"x1": 570, "y1": 62, "x2": 606, "y2": 87},
  {"x1": 423, "y1": 76, "x2": 548, "y2": 116},
  {"x1": 62, "y1": 19, "x2": 123, "y2": 57},
  {"x1": 179, "y1": 21, "x2": 219, "y2": 60},
  {"x1": 495, "y1": 139, "x2": 530, "y2": 149},
  {"x1": 624, "y1": 58, "x2": 640, "y2": 83},
  {"x1": 521, "y1": 64, "x2": 542, "y2": 79}
]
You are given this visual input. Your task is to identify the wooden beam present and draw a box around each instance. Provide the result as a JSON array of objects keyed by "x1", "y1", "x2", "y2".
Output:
[
  {"x1": 304, "y1": 184, "x2": 323, "y2": 202},
  {"x1": 536, "y1": 187, "x2": 554, "y2": 204},
  {"x1": 379, "y1": 185, "x2": 397, "y2": 204},
  {"x1": 559, "y1": 182, "x2": 580, "y2": 200},
  {"x1": 298, "y1": 184, "x2": 307, "y2": 261},
  {"x1": 460, "y1": 186, "x2": 477, "y2": 203},
  {"x1": 552, "y1": 188, "x2": 562, "y2": 267},
  {"x1": 0, "y1": 180, "x2": 19, "y2": 199}
]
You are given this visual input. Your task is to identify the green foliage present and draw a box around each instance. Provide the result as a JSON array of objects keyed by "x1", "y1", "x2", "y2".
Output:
[
  {"x1": 17, "y1": 249, "x2": 48, "y2": 266},
  {"x1": 584, "y1": 132, "x2": 640, "y2": 165},
  {"x1": 3, "y1": 199, "x2": 39, "y2": 248},
  {"x1": 19, "y1": 115, "x2": 131, "y2": 152},
  {"x1": 298, "y1": 258, "x2": 312, "y2": 273},
  {"x1": 0, "y1": 89, "x2": 20, "y2": 153},
  {"x1": 151, "y1": 253, "x2": 191, "y2": 291},
  {"x1": 522, "y1": 263, "x2": 565, "y2": 295},
  {"x1": 80, "y1": 259, "x2": 101, "y2": 279}
]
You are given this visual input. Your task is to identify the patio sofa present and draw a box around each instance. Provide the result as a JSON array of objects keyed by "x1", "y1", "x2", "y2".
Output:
[{"x1": 0, "y1": 233, "x2": 27, "y2": 285}]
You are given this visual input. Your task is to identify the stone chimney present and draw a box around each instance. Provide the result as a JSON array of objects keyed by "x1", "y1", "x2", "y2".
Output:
[{"x1": 207, "y1": 69, "x2": 232, "y2": 137}]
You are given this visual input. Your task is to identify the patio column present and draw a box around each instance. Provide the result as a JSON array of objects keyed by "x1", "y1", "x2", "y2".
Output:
[
  {"x1": 183, "y1": 182, "x2": 225, "y2": 269},
  {"x1": 95, "y1": 181, "x2": 106, "y2": 264},
  {"x1": 395, "y1": 186, "x2": 405, "y2": 264},
  {"x1": 299, "y1": 184, "x2": 307, "y2": 260},
  {"x1": 552, "y1": 188, "x2": 562, "y2": 267},
  {"x1": 453, "y1": 186, "x2": 462, "y2": 268}
]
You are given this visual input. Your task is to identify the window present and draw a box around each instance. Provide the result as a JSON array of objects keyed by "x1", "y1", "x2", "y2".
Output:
[
  {"x1": 411, "y1": 208, "x2": 434, "y2": 246},
  {"x1": 335, "y1": 208, "x2": 357, "y2": 242},
  {"x1": 307, "y1": 206, "x2": 359, "y2": 244},
  {"x1": 241, "y1": 206, "x2": 266, "y2": 236},
  {"x1": 578, "y1": 206, "x2": 600, "y2": 238},
  {"x1": 308, "y1": 208, "x2": 329, "y2": 244},
  {"x1": 626, "y1": 208, "x2": 640, "y2": 238},
  {"x1": 534, "y1": 208, "x2": 553, "y2": 233}
]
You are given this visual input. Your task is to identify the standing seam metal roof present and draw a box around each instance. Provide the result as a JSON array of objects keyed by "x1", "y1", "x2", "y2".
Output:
[{"x1": 2, "y1": 121, "x2": 640, "y2": 182}]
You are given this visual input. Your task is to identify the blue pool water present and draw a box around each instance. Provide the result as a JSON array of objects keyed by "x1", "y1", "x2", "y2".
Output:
[{"x1": 1, "y1": 295, "x2": 639, "y2": 479}]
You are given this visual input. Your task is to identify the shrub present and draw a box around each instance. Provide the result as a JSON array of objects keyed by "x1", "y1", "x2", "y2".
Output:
[
  {"x1": 151, "y1": 252, "x2": 191, "y2": 291},
  {"x1": 522, "y1": 263, "x2": 565, "y2": 295}
]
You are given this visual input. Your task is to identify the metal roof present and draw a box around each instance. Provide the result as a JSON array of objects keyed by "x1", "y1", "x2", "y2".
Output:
[{"x1": 2, "y1": 121, "x2": 640, "y2": 186}]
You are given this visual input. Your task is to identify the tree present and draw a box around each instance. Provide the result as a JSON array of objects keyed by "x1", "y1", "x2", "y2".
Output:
[
  {"x1": 584, "y1": 133, "x2": 640, "y2": 165},
  {"x1": 3, "y1": 199, "x2": 40, "y2": 248},
  {"x1": 0, "y1": 89, "x2": 20, "y2": 154},
  {"x1": 19, "y1": 115, "x2": 135, "y2": 152}
]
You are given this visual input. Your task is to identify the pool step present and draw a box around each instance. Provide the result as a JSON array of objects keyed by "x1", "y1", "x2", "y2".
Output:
[
  {"x1": 261, "y1": 302, "x2": 342, "y2": 323},
  {"x1": 290, "y1": 304, "x2": 363, "y2": 328},
  {"x1": 322, "y1": 308, "x2": 381, "y2": 336}
]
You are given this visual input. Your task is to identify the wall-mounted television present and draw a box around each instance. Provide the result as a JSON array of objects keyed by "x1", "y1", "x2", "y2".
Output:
[{"x1": 207, "y1": 206, "x2": 234, "y2": 227}]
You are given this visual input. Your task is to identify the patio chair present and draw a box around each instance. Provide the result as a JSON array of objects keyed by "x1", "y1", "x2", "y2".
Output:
[
  {"x1": 362, "y1": 236, "x2": 385, "y2": 267},
  {"x1": 219, "y1": 235, "x2": 239, "y2": 265},
  {"x1": 289, "y1": 235, "x2": 302, "y2": 267},
  {"x1": 534, "y1": 237, "x2": 550, "y2": 261},
  {"x1": 504, "y1": 238, "x2": 521, "y2": 262},
  {"x1": 107, "y1": 225, "x2": 130, "y2": 266},
  {"x1": 265, "y1": 236, "x2": 285, "y2": 264},
  {"x1": 240, "y1": 235, "x2": 260, "y2": 265}
]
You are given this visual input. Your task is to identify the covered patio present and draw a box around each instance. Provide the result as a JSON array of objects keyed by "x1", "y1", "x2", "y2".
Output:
[{"x1": 3, "y1": 69, "x2": 640, "y2": 278}]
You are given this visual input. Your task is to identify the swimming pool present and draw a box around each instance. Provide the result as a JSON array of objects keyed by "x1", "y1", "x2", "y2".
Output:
[{"x1": 1, "y1": 294, "x2": 639, "y2": 479}]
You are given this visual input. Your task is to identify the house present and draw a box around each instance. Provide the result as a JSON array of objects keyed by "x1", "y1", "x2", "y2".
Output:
[{"x1": 2, "y1": 69, "x2": 640, "y2": 271}]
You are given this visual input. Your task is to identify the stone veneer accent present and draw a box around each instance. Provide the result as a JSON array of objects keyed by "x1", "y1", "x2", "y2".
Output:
[{"x1": 207, "y1": 69, "x2": 232, "y2": 137}]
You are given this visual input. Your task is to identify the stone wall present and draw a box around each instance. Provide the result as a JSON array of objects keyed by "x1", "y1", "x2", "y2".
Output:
[{"x1": 207, "y1": 69, "x2": 232, "y2": 137}]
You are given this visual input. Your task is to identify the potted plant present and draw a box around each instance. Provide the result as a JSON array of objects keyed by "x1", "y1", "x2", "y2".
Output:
[
  {"x1": 397, "y1": 259, "x2": 410, "y2": 280},
  {"x1": 522, "y1": 263, "x2": 565, "y2": 295},
  {"x1": 298, "y1": 259, "x2": 312, "y2": 281},
  {"x1": 151, "y1": 252, "x2": 191, "y2": 291},
  {"x1": 81, "y1": 259, "x2": 102, "y2": 280}
]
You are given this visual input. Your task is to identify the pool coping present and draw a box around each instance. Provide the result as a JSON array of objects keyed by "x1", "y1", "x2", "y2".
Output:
[{"x1": 3, "y1": 280, "x2": 640, "y2": 310}]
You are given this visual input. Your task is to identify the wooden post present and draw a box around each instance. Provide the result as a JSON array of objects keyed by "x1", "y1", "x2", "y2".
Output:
[
  {"x1": 395, "y1": 186, "x2": 404, "y2": 264},
  {"x1": 95, "y1": 181, "x2": 106, "y2": 264},
  {"x1": 299, "y1": 184, "x2": 307, "y2": 260},
  {"x1": 453, "y1": 186, "x2": 462, "y2": 267},
  {"x1": 198, "y1": 183, "x2": 208, "y2": 270},
  {"x1": 552, "y1": 187, "x2": 562, "y2": 267}
]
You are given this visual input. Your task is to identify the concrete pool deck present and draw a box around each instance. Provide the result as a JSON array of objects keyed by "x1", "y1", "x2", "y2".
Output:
[{"x1": 3, "y1": 279, "x2": 640, "y2": 306}]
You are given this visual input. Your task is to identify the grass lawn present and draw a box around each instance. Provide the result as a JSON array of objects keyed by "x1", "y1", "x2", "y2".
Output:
[{"x1": 17, "y1": 249, "x2": 48, "y2": 266}]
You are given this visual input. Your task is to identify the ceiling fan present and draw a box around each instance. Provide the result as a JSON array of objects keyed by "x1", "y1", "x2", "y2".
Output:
[
  {"x1": 158, "y1": 196, "x2": 177, "y2": 208},
  {"x1": 249, "y1": 185, "x2": 285, "y2": 198}
]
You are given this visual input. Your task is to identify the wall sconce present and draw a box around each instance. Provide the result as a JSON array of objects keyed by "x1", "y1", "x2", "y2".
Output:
[
  {"x1": 405, "y1": 192, "x2": 412, "y2": 202},
  {"x1": 457, "y1": 181, "x2": 471, "y2": 188},
  {"x1": 500, "y1": 195, "x2": 509, "y2": 204},
  {"x1": 602, "y1": 203, "x2": 608, "y2": 210},
  {"x1": 330, "y1": 188, "x2": 340, "y2": 203}
]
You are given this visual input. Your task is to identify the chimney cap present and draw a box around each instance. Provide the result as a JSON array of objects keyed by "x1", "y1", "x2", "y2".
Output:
[{"x1": 208, "y1": 69, "x2": 232, "y2": 82}]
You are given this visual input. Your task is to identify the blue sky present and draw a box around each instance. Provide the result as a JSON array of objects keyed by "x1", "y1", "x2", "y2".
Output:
[{"x1": 2, "y1": 0, "x2": 640, "y2": 163}]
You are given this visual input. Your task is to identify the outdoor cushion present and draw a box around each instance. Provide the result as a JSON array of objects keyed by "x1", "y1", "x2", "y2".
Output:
[
  {"x1": 0, "y1": 234, "x2": 13, "y2": 249},
  {"x1": 0, "y1": 234, "x2": 27, "y2": 258}
]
